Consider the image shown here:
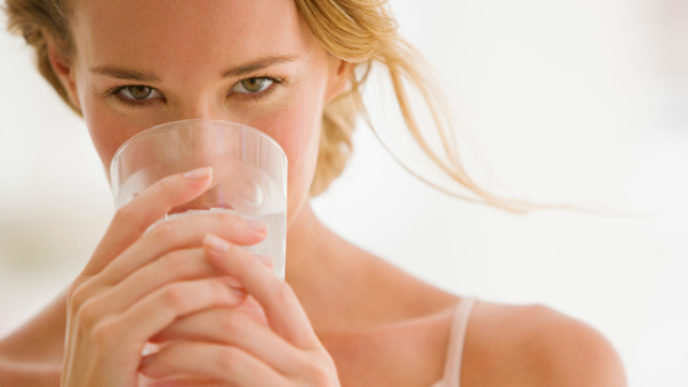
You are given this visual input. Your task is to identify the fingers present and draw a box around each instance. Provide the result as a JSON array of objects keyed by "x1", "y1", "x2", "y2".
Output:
[
  {"x1": 202, "y1": 234, "x2": 320, "y2": 350},
  {"x1": 82, "y1": 247, "x2": 244, "y2": 318},
  {"x1": 102, "y1": 278, "x2": 246, "y2": 346},
  {"x1": 62, "y1": 278, "x2": 246, "y2": 386},
  {"x1": 94, "y1": 210, "x2": 266, "y2": 288},
  {"x1": 139, "y1": 341, "x2": 288, "y2": 387},
  {"x1": 213, "y1": 295, "x2": 269, "y2": 327},
  {"x1": 150, "y1": 307, "x2": 307, "y2": 377},
  {"x1": 84, "y1": 167, "x2": 215, "y2": 276},
  {"x1": 139, "y1": 375, "x2": 224, "y2": 387}
]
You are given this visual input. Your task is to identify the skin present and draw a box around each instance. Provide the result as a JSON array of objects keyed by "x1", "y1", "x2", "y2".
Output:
[{"x1": 0, "y1": 0, "x2": 627, "y2": 386}]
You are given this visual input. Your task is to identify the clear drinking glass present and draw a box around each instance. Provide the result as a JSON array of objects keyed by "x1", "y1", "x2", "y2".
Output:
[{"x1": 109, "y1": 119, "x2": 288, "y2": 278}]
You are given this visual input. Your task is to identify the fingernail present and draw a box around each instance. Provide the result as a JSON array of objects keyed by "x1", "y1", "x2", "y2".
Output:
[
  {"x1": 183, "y1": 166, "x2": 212, "y2": 179},
  {"x1": 246, "y1": 219, "x2": 268, "y2": 235},
  {"x1": 204, "y1": 234, "x2": 231, "y2": 254}
]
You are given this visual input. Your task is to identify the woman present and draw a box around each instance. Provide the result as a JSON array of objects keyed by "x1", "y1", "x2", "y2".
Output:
[{"x1": 0, "y1": 0, "x2": 626, "y2": 386}]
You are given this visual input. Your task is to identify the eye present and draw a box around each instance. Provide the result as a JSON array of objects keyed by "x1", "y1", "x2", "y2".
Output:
[
  {"x1": 232, "y1": 77, "x2": 275, "y2": 94},
  {"x1": 115, "y1": 85, "x2": 162, "y2": 102}
]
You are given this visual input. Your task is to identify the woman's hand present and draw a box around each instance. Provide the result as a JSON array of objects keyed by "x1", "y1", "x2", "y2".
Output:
[
  {"x1": 136, "y1": 233, "x2": 341, "y2": 386},
  {"x1": 61, "y1": 167, "x2": 270, "y2": 387}
]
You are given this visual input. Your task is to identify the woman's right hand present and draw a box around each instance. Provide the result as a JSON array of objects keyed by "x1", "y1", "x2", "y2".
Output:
[{"x1": 60, "y1": 167, "x2": 269, "y2": 387}]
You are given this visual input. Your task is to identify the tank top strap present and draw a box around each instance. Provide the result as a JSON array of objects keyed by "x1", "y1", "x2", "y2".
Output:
[{"x1": 440, "y1": 297, "x2": 477, "y2": 387}]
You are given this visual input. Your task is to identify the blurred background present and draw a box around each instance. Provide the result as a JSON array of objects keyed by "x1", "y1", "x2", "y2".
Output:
[{"x1": 1, "y1": 1, "x2": 686, "y2": 386}]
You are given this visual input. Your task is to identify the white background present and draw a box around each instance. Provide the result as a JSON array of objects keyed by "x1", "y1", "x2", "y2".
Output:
[{"x1": 1, "y1": 1, "x2": 686, "y2": 386}]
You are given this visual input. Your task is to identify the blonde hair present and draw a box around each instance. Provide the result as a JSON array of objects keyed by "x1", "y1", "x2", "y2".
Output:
[{"x1": 5, "y1": 0, "x2": 539, "y2": 213}]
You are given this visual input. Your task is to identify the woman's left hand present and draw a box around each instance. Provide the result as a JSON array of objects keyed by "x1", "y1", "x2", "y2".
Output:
[{"x1": 138, "y1": 233, "x2": 341, "y2": 387}]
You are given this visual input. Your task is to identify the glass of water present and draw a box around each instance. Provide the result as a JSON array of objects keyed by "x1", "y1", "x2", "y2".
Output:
[{"x1": 109, "y1": 119, "x2": 288, "y2": 278}]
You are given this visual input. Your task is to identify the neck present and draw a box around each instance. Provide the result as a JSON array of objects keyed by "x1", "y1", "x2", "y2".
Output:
[
  {"x1": 284, "y1": 201, "x2": 344, "y2": 298},
  {"x1": 285, "y1": 200, "x2": 322, "y2": 274}
]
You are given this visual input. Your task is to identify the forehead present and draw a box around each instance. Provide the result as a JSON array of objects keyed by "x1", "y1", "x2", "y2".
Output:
[{"x1": 71, "y1": 0, "x2": 311, "y2": 70}]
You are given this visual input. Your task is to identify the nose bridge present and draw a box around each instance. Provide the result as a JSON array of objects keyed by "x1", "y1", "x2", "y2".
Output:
[
  {"x1": 174, "y1": 94, "x2": 220, "y2": 122},
  {"x1": 170, "y1": 93, "x2": 237, "y2": 165},
  {"x1": 165, "y1": 83, "x2": 243, "y2": 124}
]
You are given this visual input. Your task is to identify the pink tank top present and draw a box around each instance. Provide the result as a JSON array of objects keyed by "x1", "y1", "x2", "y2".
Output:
[{"x1": 429, "y1": 297, "x2": 476, "y2": 387}]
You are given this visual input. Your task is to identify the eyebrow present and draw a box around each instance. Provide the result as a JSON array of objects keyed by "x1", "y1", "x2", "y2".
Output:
[
  {"x1": 222, "y1": 55, "x2": 298, "y2": 78},
  {"x1": 90, "y1": 55, "x2": 298, "y2": 82},
  {"x1": 89, "y1": 66, "x2": 160, "y2": 82}
]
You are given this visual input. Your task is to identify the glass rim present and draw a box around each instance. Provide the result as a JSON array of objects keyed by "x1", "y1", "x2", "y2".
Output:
[{"x1": 110, "y1": 118, "x2": 287, "y2": 166}]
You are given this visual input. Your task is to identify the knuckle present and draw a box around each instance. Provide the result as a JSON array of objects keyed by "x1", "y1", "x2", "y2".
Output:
[
  {"x1": 113, "y1": 202, "x2": 136, "y2": 224},
  {"x1": 90, "y1": 320, "x2": 117, "y2": 349},
  {"x1": 67, "y1": 280, "x2": 90, "y2": 310},
  {"x1": 69, "y1": 287, "x2": 89, "y2": 312},
  {"x1": 75, "y1": 299, "x2": 100, "y2": 329},
  {"x1": 272, "y1": 280, "x2": 295, "y2": 304},
  {"x1": 113, "y1": 203, "x2": 152, "y2": 236},
  {"x1": 69, "y1": 274, "x2": 89, "y2": 291},
  {"x1": 161, "y1": 284, "x2": 190, "y2": 311},
  {"x1": 149, "y1": 220, "x2": 177, "y2": 241},
  {"x1": 158, "y1": 250, "x2": 190, "y2": 276},
  {"x1": 302, "y1": 359, "x2": 331, "y2": 387}
]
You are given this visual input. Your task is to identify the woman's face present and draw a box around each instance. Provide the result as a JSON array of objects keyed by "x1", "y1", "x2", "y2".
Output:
[{"x1": 54, "y1": 0, "x2": 348, "y2": 225}]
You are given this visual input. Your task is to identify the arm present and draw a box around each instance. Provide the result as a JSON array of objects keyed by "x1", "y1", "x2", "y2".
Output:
[
  {"x1": 0, "y1": 289, "x2": 68, "y2": 363},
  {"x1": 0, "y1": 290, "x2": 68, "y2": 386}
]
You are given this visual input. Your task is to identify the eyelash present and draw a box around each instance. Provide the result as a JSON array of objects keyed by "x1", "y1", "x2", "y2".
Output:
[{"x1": 107, "y1": 75, "x2": 283, "y2": 108}]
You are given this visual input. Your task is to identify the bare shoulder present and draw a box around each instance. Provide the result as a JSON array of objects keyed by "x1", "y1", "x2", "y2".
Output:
[{"x1": 462, "y1": 300, "x2": 627, "y2": 387}]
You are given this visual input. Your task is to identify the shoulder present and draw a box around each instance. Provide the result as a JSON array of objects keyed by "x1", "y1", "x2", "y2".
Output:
[{"x1": 461, "y1": 300, "x2": 627, "y2": 387}]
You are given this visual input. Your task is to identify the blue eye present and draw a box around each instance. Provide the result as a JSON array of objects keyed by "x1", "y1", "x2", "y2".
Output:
[{"x1": 232, "y1": 77, "x2": 275, "y2": 94}]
